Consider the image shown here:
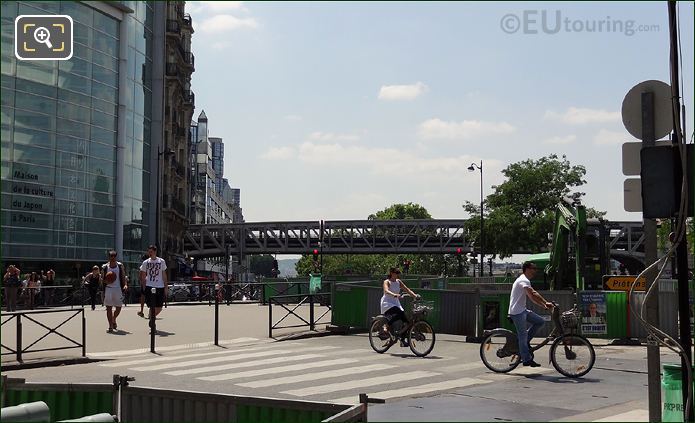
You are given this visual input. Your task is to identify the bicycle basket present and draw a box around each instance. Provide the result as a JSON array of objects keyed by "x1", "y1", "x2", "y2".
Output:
[
  {"x1": 560, "y1": 310, "x2": 580, "y2": 329},
  {"x1": 412, "y1": 300, "x2": 435, "y2": 316}
]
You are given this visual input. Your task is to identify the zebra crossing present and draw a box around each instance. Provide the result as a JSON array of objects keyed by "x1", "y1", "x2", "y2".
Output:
[{"x1": 96, "y1": 336, "x2": 504, "y2": 404}]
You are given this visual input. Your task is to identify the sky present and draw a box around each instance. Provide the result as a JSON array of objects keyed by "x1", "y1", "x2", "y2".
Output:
[{"x1": 186, "y1": 1, "x2": 694, "y2": 225}]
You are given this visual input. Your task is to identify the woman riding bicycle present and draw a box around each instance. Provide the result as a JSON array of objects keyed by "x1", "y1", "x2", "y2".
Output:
[{"x1": 381, "y1": 267, "x2": 419, "y2": 346}]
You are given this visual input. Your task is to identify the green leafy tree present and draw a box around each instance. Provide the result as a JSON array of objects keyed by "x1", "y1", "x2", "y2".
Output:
[
  {"x1": 250, "y1": 255, "x2": 275, "y2": 277},
  {"x1": 295, "y1": 203, "x2": 468, "y2": 276},
  {"x1": 463, "y1": 154, "x2": 606, "y2": 258}
]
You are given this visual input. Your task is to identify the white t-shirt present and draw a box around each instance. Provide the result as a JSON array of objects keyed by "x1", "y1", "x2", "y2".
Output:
[
  {"x1": 508, "y1": 274, "x2": 532, "y2": 316},
  {"x1": 140, "y1": 257, "x2": 167, "y2": 288},
  {"x1": 380, "y1": 279, "x2": 403, "y2": 314},
  {"x1": 104, "y1": 262, "x2": 122, "y2": 290}
]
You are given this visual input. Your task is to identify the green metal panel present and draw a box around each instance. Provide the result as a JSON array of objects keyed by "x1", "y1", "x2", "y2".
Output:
[
  {"x1": 416, "y1": 290, "x2": 441, "y2": 331},
  {"x1": 235, "y1": 404, "x2": 331, "y2": 423},
  {"x1": 3, "y1": 389, "x2": 113, "y2": 422},
  {"x1": 331, "y1": 284, "x2": 368, "y2": 327},
  {"x1": 605, "y1": 291, "x2": 627, "y2": 339}
]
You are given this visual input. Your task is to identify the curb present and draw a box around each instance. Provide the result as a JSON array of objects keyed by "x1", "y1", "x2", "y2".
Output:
[{"x1": 2, "y1": 357, "x2": 103, "y2": 371}]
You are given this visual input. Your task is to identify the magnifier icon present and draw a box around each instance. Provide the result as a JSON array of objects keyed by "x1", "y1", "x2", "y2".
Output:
[{"x1": 33, "y1": 27, "x2": 53, "y2": 49}]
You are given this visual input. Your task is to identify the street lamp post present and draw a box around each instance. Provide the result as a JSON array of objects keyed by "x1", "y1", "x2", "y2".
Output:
[{"x1": 468, "y1": 161, "x2": 484, "y2": 277}]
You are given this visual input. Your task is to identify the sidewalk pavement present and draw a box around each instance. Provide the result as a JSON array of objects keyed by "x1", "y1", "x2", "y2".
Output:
[{"x1": 1, "y1": 301, "x2": 326, "y2": 367}]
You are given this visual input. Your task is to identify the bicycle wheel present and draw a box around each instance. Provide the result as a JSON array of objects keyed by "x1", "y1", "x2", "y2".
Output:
[
  {"x1": 409, "y1": 320, "x2": 435, "y2": 357},
  {"x1": 480, "y1": 330, "x2": 521, "y2": 373},
  {"x1": 550, "y1": 334, "x2": 595, "y2": 378},
  {"x1": 369, "y1": 316, "x2": 394, "y2": 354}
]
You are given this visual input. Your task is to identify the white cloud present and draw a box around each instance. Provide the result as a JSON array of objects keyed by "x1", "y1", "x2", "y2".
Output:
[
  {"x1": 187, "y1": 1, "x2": 246, "y2": 14},
  {"x1": 199, "y1": 15, "x2": 258, "y2": 33},
  {"x1": 260, "y1": 146, "x2": 295, "y2": 160},
  {"x1": 284, "y1": 115, "x2": 302, "y2": 122},
  {"x1": 544, "y1": 107, "x2": 620, "y2": 124},
  {"x1": 308, "y1": 132, "x2": 360, "y2": 142},
  {"x1": 261, "y1": 142, "x2": 502, "y2": 180},
  {"x1": 543, "y1": 135, "x2": 577, "y2": 145},
  {"x1": 593, "y1": 129, "x2": 625, "y2": 145},
  {"x1": 418, "y1": 118, "x2": 516, "y2": 140},
  {"x1": 378, "y1": 82, "x2": 429, "y2": 101}
]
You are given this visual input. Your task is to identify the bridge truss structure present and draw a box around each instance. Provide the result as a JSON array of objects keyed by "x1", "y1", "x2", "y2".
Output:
[{"x1": 183, "y1": 220, "x2": 471, "y2": 258}]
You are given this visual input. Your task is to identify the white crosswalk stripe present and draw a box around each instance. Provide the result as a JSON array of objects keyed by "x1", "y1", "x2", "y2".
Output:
[
  {"x1": 129, "y1": 345, "x2": 338, "y2": 372},
  {"x1": 280, "y1": 371, "x2": 440, "y2": 397},
  {"x1": 100, "y1": 341, "x2": 281, "y2": 368},
  {"x1": 89, "y1": 337, "x2": 260, "y2": 358},
  {"x1": 199, "y1": 358, "x2": 362, "y2": 382},
  {"x1": 166, "y1": 353, "x2": 326, "y2": 376},
  {"x1": 329, "y1": 377, "x2": 492, "y2": 404},
  {"x1": 235, "y1": 363, "x2": 395, "y2": 388}
]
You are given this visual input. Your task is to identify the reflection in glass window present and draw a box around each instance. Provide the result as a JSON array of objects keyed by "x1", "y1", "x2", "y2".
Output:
[
  {"x1": 59, "y1": 57, "x2": 92, "y2": 79},
  {"x1": 13, "y1": 127, "x2": 55, "y2": 149},
  {"x1": 58, "y1": 72, "x2": 91, "y2": 96},
  {"x1": 15, "y1": 91, "x2": 56, "y2": 115},
  {"x1": 16, "y1": 61, "x2": 57, "y2": 86},
  {"x1": 14, "y1": 108, "x2": 55, "y2": 131},
  {"x1": 57, "y1": 118, "x2": 90, "y2": 139}
]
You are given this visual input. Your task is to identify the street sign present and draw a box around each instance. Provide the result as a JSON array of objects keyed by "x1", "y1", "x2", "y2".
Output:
[
  {"x1": 603, "y1": 275, "x2": 646, "y2": 291},
  {"x1": 623, "y1": 178, "x2": 642, "y2": 212},
  {"x1": 621, "y1": 80, "x2": 673, "y2": 140},
  {"x1": 622, "y1": 140, "x2": 671, "y2": 176}
]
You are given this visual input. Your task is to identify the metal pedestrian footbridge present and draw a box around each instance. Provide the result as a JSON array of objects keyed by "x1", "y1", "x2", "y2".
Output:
[
  {"x1": 183, "y1": 218, "x2": 646, "y2": 265},
  {"x1": 183, "y1": 220, "x2": 471, "y2": 258}
]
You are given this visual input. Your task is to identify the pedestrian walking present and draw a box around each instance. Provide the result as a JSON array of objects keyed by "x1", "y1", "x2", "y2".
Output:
[
  {"x1": 42, "y1": 269, "x2": 56, "y2": 306},
  {"x1": 102, "y1": 250, "x2": 128, "y2": 332},
  {"x1": 3, "y1": 265, "x2": 21, "y2": 312},
  {"x1": 26, "y1": 272, "x2": 41, "y2": 310},
  {"x1": 139, "y1": 245, "x2": 168, "y2": 324},
  {"x1": 83, "y1": 266, "x2": 102, "y2": 310}
]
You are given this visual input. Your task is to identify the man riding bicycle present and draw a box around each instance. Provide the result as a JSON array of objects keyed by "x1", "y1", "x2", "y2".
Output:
[{"x1": 508, "y1": 261, "x2": 553, "y2": 367}]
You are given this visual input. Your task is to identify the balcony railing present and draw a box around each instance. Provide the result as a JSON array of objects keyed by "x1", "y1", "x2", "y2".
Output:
[
  {"x1": 166, "y1": 63, "x2": 178, "y2": 76},
  {"x1": 184, "y1": 90, "x2": 195, "y2": 105},
  {"x1": 166, "y1": 19, "x2": 180, "y2": 34}
]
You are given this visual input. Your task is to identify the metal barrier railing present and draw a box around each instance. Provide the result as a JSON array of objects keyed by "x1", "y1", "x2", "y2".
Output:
[
  {"x1": 1, "y1": 308, "x2": 86, "y2": 362},
  {"x1": 268, "y1": 293, "x2": 331, "y2": 338}
]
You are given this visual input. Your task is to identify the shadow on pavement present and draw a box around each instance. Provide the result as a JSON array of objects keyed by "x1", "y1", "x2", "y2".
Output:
[{"x1": 524, "y1": 374, "x2": 601, "y2": 383}]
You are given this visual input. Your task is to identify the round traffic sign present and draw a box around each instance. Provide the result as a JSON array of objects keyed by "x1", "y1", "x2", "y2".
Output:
[{"x1": 621, "y1": 80, "x2": 673, "y2": 140}]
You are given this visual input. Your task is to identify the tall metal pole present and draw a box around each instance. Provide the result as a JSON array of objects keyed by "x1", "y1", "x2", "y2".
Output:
[
  {"x1": 479, "y1": 161, "x2": 484, "y2": 277},
  {"x1": 668, "y1": 3, "x2": 692, "y2": 420},
  {"x1": 642, "y1": 91, "x2": 662, "y2": 423}
]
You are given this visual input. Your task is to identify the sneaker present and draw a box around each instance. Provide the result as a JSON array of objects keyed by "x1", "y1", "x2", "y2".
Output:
[
  {"x1": 523, "y1": 360, "x2": 541, "y2": 367},
  {"x1": 137, "y1": 311, "x2": 144, "y2": 318},
  {"x1": 107, "y1": 328, "x2": 114, "y2": 333},
  {"x1": 400, "y1": 339, "x2": 410, "y2": 347}
]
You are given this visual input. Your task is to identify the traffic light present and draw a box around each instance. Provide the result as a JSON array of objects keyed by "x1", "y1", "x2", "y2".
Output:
[
  {"x1": 455, "y1": 247, "x2": 463, "y2": 255},
  {"x1": 312, "y1": 249, "x2": 319, "y2": 262}
]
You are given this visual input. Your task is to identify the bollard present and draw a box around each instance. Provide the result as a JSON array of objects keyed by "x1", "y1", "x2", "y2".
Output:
[
  {"x1": 149, "y1": 287, "x2": 156, "y2": 353},
  {"x1": 1, "y1": 401, "x2": 50, "y2": 422},
  {"x1": 214, "y1": 284, "x2": 219, "y2": 346},
  {"x1": 57, "y1": 414, "x2": 117, "y2": 422},
  {"x1": 16, "y1": 314, "x2": 22, "y2": 362}
]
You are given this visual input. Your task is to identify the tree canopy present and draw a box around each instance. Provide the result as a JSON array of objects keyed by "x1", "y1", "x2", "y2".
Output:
[{"x1": 463, "y1": 154, "x2": 605, "y2": 258}]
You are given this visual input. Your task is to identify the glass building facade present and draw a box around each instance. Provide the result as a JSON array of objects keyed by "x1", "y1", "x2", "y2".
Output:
[{"x1": 1, "y1": 1, "x2": 161, "y2": 281}]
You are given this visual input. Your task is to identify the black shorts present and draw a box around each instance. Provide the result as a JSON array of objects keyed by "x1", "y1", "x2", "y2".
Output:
[
  {"x1": 144, "y1": 287, "x2": 165, "y2": 308},
  {"x1": 384, "y1": 306, "x2": 408, "y2": 325}
]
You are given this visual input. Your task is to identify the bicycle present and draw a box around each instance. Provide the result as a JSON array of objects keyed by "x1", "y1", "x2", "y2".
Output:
[
  {"x1": 479, "y1": 302, "x2": 595, "y2": 378},
  {"x1": 368, "y1": 294, "x2": 436, "y2": 357}
]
